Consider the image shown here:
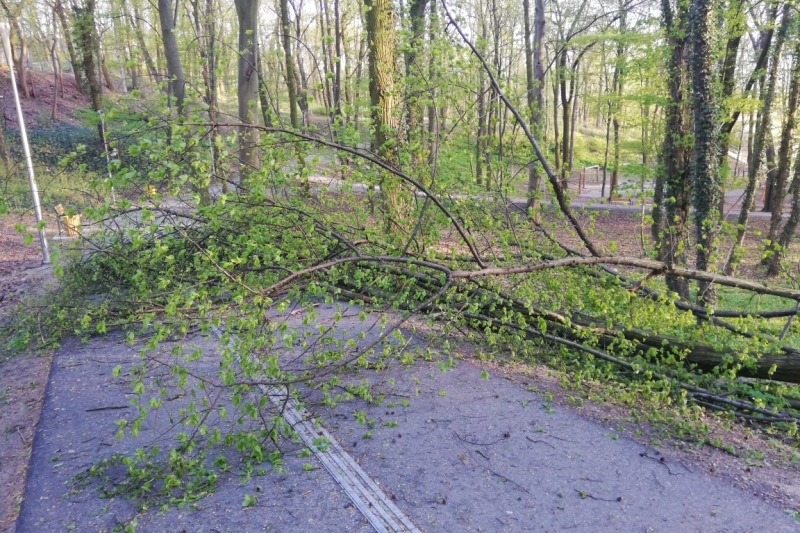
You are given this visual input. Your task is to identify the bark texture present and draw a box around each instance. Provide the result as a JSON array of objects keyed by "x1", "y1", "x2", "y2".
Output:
[
  {"x1": 688, "y1": 0, "x2": 720, "y2": 305},
  {"x1": 235, "y1": 0, "x2": 261, "y2": 175}
]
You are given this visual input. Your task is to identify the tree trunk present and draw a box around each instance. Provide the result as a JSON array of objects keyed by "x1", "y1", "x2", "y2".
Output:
[
  {"x1": 54, "y1": 1, "x2": 85, "y2": 94},
  {"x1": 0, "y1": 90, "x2": 10, "y2": 173},
  {"x1": 128, "y1": 0, "x2": 160, "y2": 84},
  {"x1": 365, "y1": 0, "x2": 405, "y2": 231},
  {"x1": 257, "y1": 42, "x2": 273, "y2": 127},
  {"x1": 404, "y1": 0, "x2": 429, "y2": 160},
  {"x1": 2, "y1": 15, "x2": 31, "y2": 99},
  {"x1": 552, "y1": 70, "x2": 560, "y2": 186},
  {"x1": 477, "y1": 77, "x2": 486, "y2": 186},
  {"x1": 609, "y1": 9, "x2": 625, "y2": 199},
  {"x1": 100, "y1": 50, "x2": 115, "y2": 91},
  {"x1": 724, "y1": 6, "x2": 790, "y2": 275},
  {"x1": 689, "y1": 0, "x2": 721, "y2": 306},
  {"x1": 366, "y1": 0, "x2": 397, "y2": 154},
  {"x1": 353, "y1": 35, "x2": 365, "y2": 130},
  {"x1": 50, "y1": 17, "x2": 60, "y2": 120},
  {"x1": 280, "y1": 0, "x2": 299, "y2": 128},
  {"x1": 332, "y1": 0, "x2": 343, "y2": 120},
  {"x1": 427, "y1": 0, "x2": 440, "y2": 166},
  {"x1": 656, "y1": 0, "x2": 690, "y2": 300},
  {"x1": 765, "y1": 39, "x2": 800, "y2": 247},
  {"x1": 715, "y1": 0, "x2": 745, "y2": 218},
  {"x1": 523, "y1": 0, "x2": 544, "y2": 213},
  {"x1": 74, "y1": 0, "x2": 102, "y2": 138},
  {"x1": 569, "y1": 68, "x2": 579, "y2": 174},
  {"x1": 235, "y1": 0, "x2": 261, "y2": 176},
  {"x1": 768, "y1": 153, "x2": 800, "y2": 276},
  {"x1": 157, "y1": 0, "x2": 185, "y2": 114},
  {"x1": 765, "y1": 48, "x2": 800, "y2": 275}
]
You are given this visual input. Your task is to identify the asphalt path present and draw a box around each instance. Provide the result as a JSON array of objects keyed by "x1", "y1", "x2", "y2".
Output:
[{"x1": 16, "y1": 302, "x2": 800, "y2": 532}]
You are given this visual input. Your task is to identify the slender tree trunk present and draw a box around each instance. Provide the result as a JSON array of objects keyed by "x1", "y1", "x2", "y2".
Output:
[
  {"x1": 54, "y1": 0, "x2": 84, "y2": 94},
  {"x1": 768, "y1": 153, "x2": 800, "y2": 276},
  {"x1": 523, "y1": 0, "x2": 544, "y2": 213},
  {"x1": 280, "y1": 0, "x2": 299, "y2": 128},
  {"x1": 235, "y1": 0, "x2": 261, "y2": 176},
  {"x1": 50, "y1": 14, "x2": 60, "y2": 120},
  {"x1": 100, "y1": 50, "x2": 115, "y2": 91},
  {"x1": 569, "y1": 67, "x2": 579, "y2": 174},
  {"x1": 716, "y1": 0, "x2": 744, "y2": 217},
  {"x1": 128, "y1": 0, "x2": 159, "y2": 84},
  {"x1": 353, "y1": 35, "x2": 365, "y2": 130},
  {"x1": 609, "y1": 9, "x2": 625, "y2": 199},
  {"x1": 1, "y1": 14, "x2": 31, "y2": 99},
  {"x1": 725, "y1": 6, "x2": 790, "y2": 275},
  {"x1": 317, "y1": 0, "x2": 334, "y2": 114},
  {"x1": 765, "y1": 39, "x2": 800, "y2": 244},
  {"x1": 74, "y1": 0, "x2": 102, "y2": 138},
  {"x1": 157, "y1": 0, "x2": 185, "y2": 114},
  {"x1": 293, "y1": 9, "x2": 310, "y2": 127},
  {"x1": 427, "y1": 0, "x2": 439, "y2": 166},
  {"x1": 405, "y1": 0, "x2": 429, "y2": 160},
  {"x1": 332, "y1": 0, "x2": 343, "y2": 120},
  {"x1": 552, "y1": 70, "x2": 560, "y2": 186}
]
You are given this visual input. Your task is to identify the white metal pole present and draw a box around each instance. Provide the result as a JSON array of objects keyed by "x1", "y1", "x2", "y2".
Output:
[
  {"x1": 99, "y1": 114, "x2": 116, "y2": 202},
  {"x1": 0, "y1": 22, "x2": 50, "y2": 263}
]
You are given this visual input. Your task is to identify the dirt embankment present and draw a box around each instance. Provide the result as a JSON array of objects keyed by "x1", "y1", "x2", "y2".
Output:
[{"x1": 0, "y1": 67, "x2": 89, "y2": 129}]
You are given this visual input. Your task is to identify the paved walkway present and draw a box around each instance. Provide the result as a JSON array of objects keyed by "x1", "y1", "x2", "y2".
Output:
[{"x1": 16, "y1": 302, "x2": 800, "y2": 532}]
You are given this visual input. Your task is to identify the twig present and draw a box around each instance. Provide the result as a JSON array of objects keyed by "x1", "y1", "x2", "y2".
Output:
[
  {"x1": 17, "y1": 427, "x2": 27, "y2": 445},
  {"x1": 85, "y1": 405, "x2": 130, "y2": 412},
  {"x1": 574, "y1": 489, "x2": 620, "y2": 502},
  {"x1": 639, "y1": 452, "x2": 681, "y2": 475},
  {"x1": 472, "y1": 451, "x2": 530, "y2": 494},
  {"x1": 526, "y1": 436, "x2": 555, "y2": 449},
  {"x1": 454, "y1": 431, "x2": 508, "y2": 446}
]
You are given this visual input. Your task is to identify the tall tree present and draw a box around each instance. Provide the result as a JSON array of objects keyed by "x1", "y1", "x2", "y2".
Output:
[
  {"x1": 765, "y1": 27, "x2": 800, "y2": 248},
  {"x1": 688, "y1": 0, "x2": 721, "y2": 305},
  {"x1": 73, "y1": 0, "x2": 103, "y2": 138},
  {"x1": 725, "y1": 6, "x2": 791, "y2": 275},
  {"x1": 0, "y1": 2, "x2": 31, "y2": 99},
  {"x1": 279, "y1": 0, "x2": 300, "y2": 128},
  {"x1": 157, "y1": 0, "x2": 186, "y2": 114},
  {"x1": 608, "y1": 4, "x2": 626, "y2": 198},
  {"x1": 405, "y1": 0, "x2": 429, "y2": 150},
  {"x1": 235, "y1": 0, "x2": 261, "y2": 174},
  {"x1": 53, "y1": 0, "x2": 85, "y2": 94},
  {"x1": 523, "y1": 0, "x2": 544, "y2": 213},
  {"x1": 365, "y1": 0, "x2": 398, "y2": 157},
  {"x1": 765, "y1": 38, "x2": 800, "y2": 275},
  {"x1": 652, "y1": 0, "x2": 691, "y2": 300},
  {"x1": 365, "y1": 0, "x2": 407, "y2": 231}
]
